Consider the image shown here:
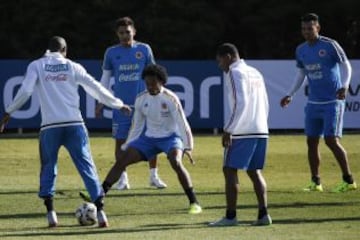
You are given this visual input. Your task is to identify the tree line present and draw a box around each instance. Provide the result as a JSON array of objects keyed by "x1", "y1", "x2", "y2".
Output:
[{"x1": 0, "y1": 0, "x2": 359, "y2": 60}]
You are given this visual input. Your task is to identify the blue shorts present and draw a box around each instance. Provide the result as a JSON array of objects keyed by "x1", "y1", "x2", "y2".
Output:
[
  {"x1": 224, "y1": 138, "x2": 268, "y2": 170},
  {"x1": 128, "y1": 134, "x2": 183, "y2": 160},
  {"x1": 305, "y1": 101, "x2": 344, "y2": 137},
  {"x1": 112, "y1": 108, "x2": 133, "y2": 139}
]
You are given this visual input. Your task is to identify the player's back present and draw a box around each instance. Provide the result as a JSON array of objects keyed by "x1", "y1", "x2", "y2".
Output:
[
  {"x1": 224, "y1": 60, "x2": 269, "y2": 136},
  {"x1": 32, "y1": 52, "x2": 84, "y2": 126}
]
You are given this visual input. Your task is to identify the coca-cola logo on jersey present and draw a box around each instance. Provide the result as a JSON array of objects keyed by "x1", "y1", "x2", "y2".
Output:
[{"x1": 45, "y1": 74, "x2": 68, "y2": 81}]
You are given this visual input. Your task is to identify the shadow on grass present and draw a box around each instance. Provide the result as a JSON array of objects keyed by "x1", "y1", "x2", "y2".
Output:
[
  {"x1": 0, "y1": 212, "x2": 75, "y2": 220},
  {"x1": 0, "y1": 221, "x2": 207, "y2": 238},
  {"x1": 0, "y1": 190, "x2": 38, "y2": 195},
  {"x1": 273, "y1": 216, "x2": 360, "y2": 224},
  {"x1": 2, "y1": 215, "x2": 360, "y2": 238},
  {"x1": 207, "y1": 200, "x2": 360, "y2": 210}
]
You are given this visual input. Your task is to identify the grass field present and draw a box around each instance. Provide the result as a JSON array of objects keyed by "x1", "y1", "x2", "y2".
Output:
[{"x1": 0, "y1": 134, "x2": 359, "y2": 240}]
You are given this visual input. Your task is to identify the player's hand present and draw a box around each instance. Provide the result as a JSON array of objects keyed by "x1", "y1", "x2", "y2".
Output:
[
  {"x1": 0, "y1": 113, "x2": 10, "y2": 133},
  {"x1": 280, "y1": 96, "x2": 292, "y2": 108},
  {"x1": 184, "y1": 150, "x2": 195, "y2": 165},
  {"x1": 120, "y1": 105, "x2": 132, "y2": 116},
  {"x1": 95, "y1": 103, "x2": 104, "y2": 118},
  {"x1": 222, "y1": 132, "x2": 232, "y2": 148},
  {"x1": 336, "y1": 88, "x2": 347, "y2": 100}
]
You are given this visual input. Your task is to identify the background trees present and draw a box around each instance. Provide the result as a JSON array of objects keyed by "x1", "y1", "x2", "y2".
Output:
[{"x1": 0, "y1": 0, "x2": 359, "y2": 59}]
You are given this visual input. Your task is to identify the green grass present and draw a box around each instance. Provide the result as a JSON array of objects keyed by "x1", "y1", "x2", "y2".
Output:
[{"x1": 0, "y1": 134, "x2": 359, "y2": 240}]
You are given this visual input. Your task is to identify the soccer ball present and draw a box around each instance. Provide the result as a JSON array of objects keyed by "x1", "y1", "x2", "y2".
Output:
[{"x1": 75, "y1": 202, "x2": 97, "y2": 226}]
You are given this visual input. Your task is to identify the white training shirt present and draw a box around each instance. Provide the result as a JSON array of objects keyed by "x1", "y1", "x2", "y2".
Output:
[
  {"x1": 122, "y1": 87, "x2": 193, "y2": 150},
  {"x1": 6, "y1": 51, "x2": 124, "y2": 129},
  {"x1": 223, "y1": 59, "x2": 269, "y2": 138}
]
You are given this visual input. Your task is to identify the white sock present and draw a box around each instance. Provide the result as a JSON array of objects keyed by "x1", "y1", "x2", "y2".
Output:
[
  {"x1": 150, "y1": 168, "x2": 158, "y2": 179},
  {"x1": 120, "y1": 171, "x2": 128, "y2": 182}
]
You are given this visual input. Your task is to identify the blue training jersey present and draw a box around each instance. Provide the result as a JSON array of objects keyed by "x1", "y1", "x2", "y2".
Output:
[
  {"x1": 295, "y1": 36, "x2": 348, "y2": 102},
  {"x1": 103, "y1": 41, "x2": 155, "y2": 106}
]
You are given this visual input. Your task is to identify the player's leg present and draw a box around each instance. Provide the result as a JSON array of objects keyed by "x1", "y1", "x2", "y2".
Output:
[
  {"x1": 325, "y1": 137, "x2": 351, "y2": 175},
  {"x1": 148, "y1": 155, "x2": 167, "y2": 188},
  {"x1": 114, "y1": 138, "x2": 130, "y2": 190},
  {"x1": 223, "y1": 166, "x2": 239, "y2": 220},
  {"x1": 323, "y1": 101, "x2": 356, "y2": 192},
  {"x1": 304, "y1": 103, "x2": 323, "y2": 191},
  {"x1": 64, "y1": 125, "x2": 103, "y2": 202},
  {"x1": 167, "y1": 148, "x2": 202, "y2": 214},
  {"x1": 38, "y1": 127, "x2": 63, "y2": 227},
  {"x1": 102, "y1": 135, "x2": 154, "y2": 193},
  {"x1": 209, "y1": 166, "x2": 239, "y2": 227},
  {"x1": 247, "y1": 170, "x2": 271, "y2": 225},
  {"x1": 246, "y1": 138, "x2": 271, "y2": 226},
  {"x1": 112, "y1": 117, "x2": 131, "y2": 190},
  {"x1": 102, "y1": 147, "x2": 142, "y2": 193},
  {"x1": 210, "y1": 139, "x2": 251, "y2": 226},
  {"x1": 161, "y1": 135, "x2": 201, "y2": 213},
  {"x1": 63, "y1": 125, "x2": 109, "y2": 227}
]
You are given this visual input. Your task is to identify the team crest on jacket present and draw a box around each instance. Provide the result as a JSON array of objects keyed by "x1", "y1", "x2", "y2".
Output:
[
  {"x1": 318, "y1": 49, "x2": 326, "y2": 57},
  {"x1": 161, "y1": 103, "x2": 168, "y2": 110},
  {"x1": 135, "y1": 51, "x2": 143, "y2": 59}
]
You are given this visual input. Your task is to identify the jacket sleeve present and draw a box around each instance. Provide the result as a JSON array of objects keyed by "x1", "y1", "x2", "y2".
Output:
[
  {"x1": 171, "y1": 97, "x2": 193, "y2": 150},
  {"x1": 339, "y1": 60, "x2": 352, "y2": 88},
  {"x1": 73, "y1": 63, "x2": 124, "y2": 109},
  {"x1": 223, "y1": 69, "x2": 246, "y2": 134},
  {"x1": 121, "y1": 97, "x2": 145, "y2": 150},
  {"x1": 6, "y1": 62, "x2": 38, "y2": 114},
  {"x1": 287, "y1": 68, "x2": 306, "y2": 97}
]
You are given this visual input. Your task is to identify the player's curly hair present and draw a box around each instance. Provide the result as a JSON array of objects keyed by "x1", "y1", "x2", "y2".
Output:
[{"x1": 141, "y1": 64, "x2": 168, "y2": 85}]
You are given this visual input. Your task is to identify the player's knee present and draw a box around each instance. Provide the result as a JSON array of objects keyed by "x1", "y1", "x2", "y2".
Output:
[
  {"x1": 115, "y1": 149, "x2": 125, "y2": 162},
  {"x1": 324, "y1": 137, "x2": 340, "y2": 148},
  {"x1": 168, "y1": 152, "x2": 182, "y2": 170}
]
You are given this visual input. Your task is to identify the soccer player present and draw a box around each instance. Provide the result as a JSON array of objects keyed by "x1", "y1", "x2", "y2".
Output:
[
  {"x1": 280, "y1": 13, "x2": 357, "y2": 192},
  {"x1": 95, "y1": 16, "x2": 166, "y2": 190},
  {"x1": 100, "y1": 64, "x2": 202, "y2": 214},
  {"x1": 209, "y1": 43, "x2": 271, "y2": 227},
  {"x1": 0, "y1": 36, "x2": 132, "y2": 228}
]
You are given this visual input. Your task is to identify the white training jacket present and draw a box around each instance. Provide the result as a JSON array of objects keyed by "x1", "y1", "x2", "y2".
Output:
[
  {"x1": 223, "y1": 59, "x2": 269, "y2": 138},
  {"x1": 122, "y1": 86, "x2": 193, "y2": 150},
  {"x1": 6, "y1": 51, "x2": 124, "y2": 129}
]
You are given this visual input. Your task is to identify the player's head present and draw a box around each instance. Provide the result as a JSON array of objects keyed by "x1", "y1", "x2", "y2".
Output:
[
  {"x1": 115, "y1": 16, "x2": 136, "y2": 46},
  {"x1": 301, "y1": 13, "x2": 320, "y2": 42},
  {"x1": 48, "y1": 36, "x2": 67, "y2": 56},
  {"x1": 216, "y1": 43, "x2": 240, "y2": 72},
  {"x1": 142, "y1": 64, "x2": 168, "y2": 95}
]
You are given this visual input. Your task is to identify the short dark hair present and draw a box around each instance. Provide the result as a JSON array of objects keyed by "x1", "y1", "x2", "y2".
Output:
[
  {"x1": 115, "y1": 16, "x2": 135, "y2": 30},
  {"x1": 142, "y1": 64, "x2": 168, "y2": 85},
  {"x1": 216, "y1": 43, "x2": 239, "y2": 57},
  {"x1": 301, "y1": 13, "x2": 319, "y2": 23},
  {"x1": 48, "y1": 36, "x2": 67, "y2": 52}
]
